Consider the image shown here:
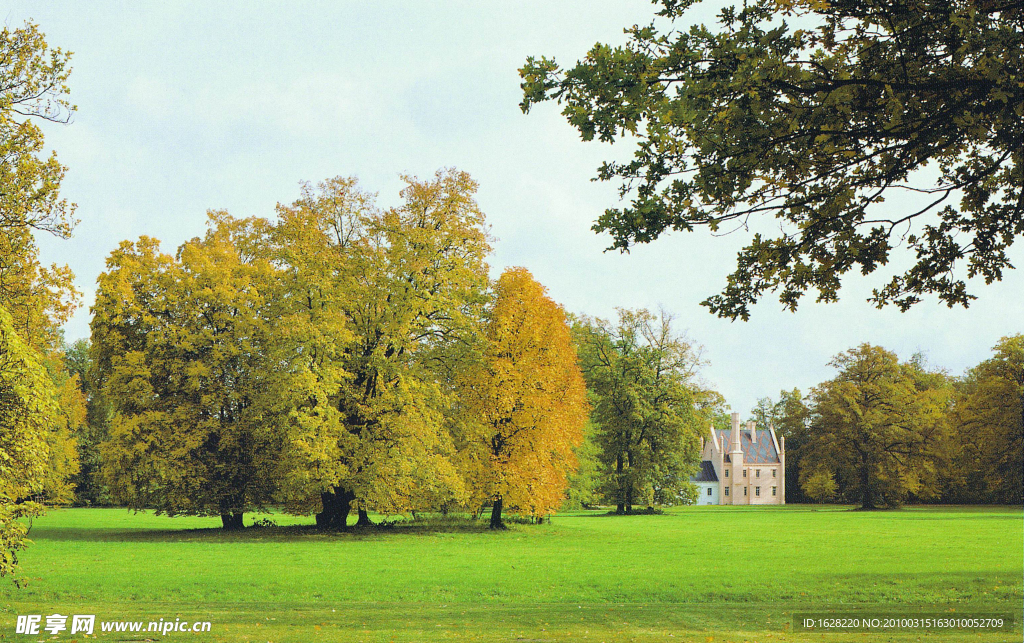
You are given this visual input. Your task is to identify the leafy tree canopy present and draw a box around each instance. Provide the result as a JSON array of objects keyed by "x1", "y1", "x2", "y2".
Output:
[
  {"x1": 0, "y1": 306, "x2": 61, "y2": 577},
  {"x1": 575, "y1": 308, "x2": 708, "y2": 512},
  {"x1": 948, "y1": 334, "x2": 1023, "y2": 503},
  {"x1": 804, "y1": 344, "x2": 951, "y2": 508},
  {"x1": 521, "y1": 0, "x2": 1023, "y2": 319},
  {"x1": 458, "y1": 267, "x2": 588, "y2": 528}
]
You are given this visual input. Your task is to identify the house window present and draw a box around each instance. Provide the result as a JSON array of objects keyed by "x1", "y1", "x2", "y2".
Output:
[
  {"x1": 707, "y1": 488, "x2": 712, "y2": 496},
  {"x1": 725, "y1": 488, "x2": 729, "y2": 496},
  {"x1": 743, "y1": 469, "x2": 747, "y2": 477},
  {"x1": 755, "y1": 487, "x2": 761, "y2": 497},
  {"x1": 743, "y1": 487, "x2": 747, "y2": 496},
  {"x1": 772, "y1": 469, "x2": 777, "y2": 477},
  {"x1": 725, "y1": 470, "x2": 729, "y2": 478},
  {"x1": 772, "y1": 487, "x2": 777, "y2": 496},
  {"x1": 756, "y1": 469, "x2": 760, "y2": 478}
]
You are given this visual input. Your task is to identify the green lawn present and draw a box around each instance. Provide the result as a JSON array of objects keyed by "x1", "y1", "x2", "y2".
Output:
[{"x1": 2, "y1": 505, "x2": 1021, "y2": 642}]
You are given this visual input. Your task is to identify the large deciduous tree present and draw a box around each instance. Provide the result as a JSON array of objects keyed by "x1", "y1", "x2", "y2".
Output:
[
  {"x1": 273, "y1": 170, "x2": 491, "y2": 528},
  {"x1": 520, "y1": 0, "x2": 1023, "y2": 319},
  {"x1": 946, "y1": 335, "x2": 1023, "y2": 504},
  {"x1": 92, "y1": 215, "x2": 283, "y2": 529},
  {"x1": 575, "y1": 309, "x2": 706, "y2": 513},
  {"x1": 802, "y1": 344, "x2": 950, "y2": 508},
  {"x1": 458, "y1": 268, "x2": 588, "y2": 529}
]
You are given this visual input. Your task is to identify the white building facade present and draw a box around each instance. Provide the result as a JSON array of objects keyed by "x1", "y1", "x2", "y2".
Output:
[{"x1": 690, "y1": 412, "x2": 785, "y2": 505}]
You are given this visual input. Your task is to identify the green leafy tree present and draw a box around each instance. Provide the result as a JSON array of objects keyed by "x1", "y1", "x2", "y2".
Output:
[
  {"x1": 575, "y1": 309, "x2": 706, "y2": 513},
  {"x1": 749, "y1": 396, "x2": 785, "y2": 431},
  {"x1": 272, "y1": 171, "x2": 491, "y2": 528},
  {"x1": 520, "y1": 0, "x2": 1023, "y2": 319},
  {"x1": 800, "y1": 468, "x2": 837, "y2": 504},
  {"x1": 1, "y1": 22, "x2": 78, "y2": 351},
  {"x1": 1, "y1": 21, "x2": 81, "y2": 574},
  {"x1": 62, "y1": 338, "x2": 113, "y2": 505},
  {"x1": 803, "y1": 344, "x2": 950, "y2": 508},
  {"x1": 563, "y1": 424, "x2": 603, "y2": 510},
  {"x1": 947, "y1": 335, "x2": 1023, "y2": 503},
  {"x1": 92, "y1": 215, "x2": 283, "y2": 529}
]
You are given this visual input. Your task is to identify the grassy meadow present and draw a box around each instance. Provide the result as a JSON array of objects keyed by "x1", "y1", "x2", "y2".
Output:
[{"x1": 1, "y1": 505, "x2": 1021, "y2": 642}]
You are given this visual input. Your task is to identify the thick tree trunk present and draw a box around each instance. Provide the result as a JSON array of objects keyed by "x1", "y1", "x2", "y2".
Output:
[
  {"x1": 860, "y1": 463, "x2": 876, "y2": 509},
  {"x1": 221, "y1": 512, "x2": 244, "y2": 530},
  {"x1": 489, "y1": 497, "x2": 505, "y2": 529},
  {"x1": 336, "y1": 491, "x2": 353, "y2": 528},
  {"x1": 356, "y1": 509, "x2": 374, "y2": 528},
  {"x1": 315, "y1": 491, "x2": 333, "y2": 528},
  {"x1": 316, "y1": 487, "x2": 355, "y2": 529}
]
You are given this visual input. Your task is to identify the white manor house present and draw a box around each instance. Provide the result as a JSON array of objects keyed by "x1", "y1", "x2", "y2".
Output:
[{"x1": 691, "y1": 412, "x2": 785, "y2": 505}]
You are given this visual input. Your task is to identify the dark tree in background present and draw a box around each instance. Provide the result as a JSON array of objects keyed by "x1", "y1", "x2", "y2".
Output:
[{"x1": 521, "y1": 0, "x2": 1023, "y2": 319}]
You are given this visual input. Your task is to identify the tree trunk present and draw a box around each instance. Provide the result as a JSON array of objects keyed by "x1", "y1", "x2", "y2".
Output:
[
  {"x1": 336, "y1": 490, "x2": 353, "y2": 528},
  {"x1": 356, "y1": 509, "x2": 374, "y2": 527},
  {"x1": 489, "y1": 497, "x2": 505, "y2": 529},
  {"x1": 221, "y1": 512, "x2": 244, "y2": 530},
  {"x1": 860, "y1": 462, "x2": 876, "y2": 509},
  {"x1": 315, "y1": 491, "x2": 333, "y2": 528},
  {"x1": 615, "y1": 453, "x2": 626, "y2": 514},
  {"x1": 316, "y1": 487, "x2": 354, "y2": 529}
]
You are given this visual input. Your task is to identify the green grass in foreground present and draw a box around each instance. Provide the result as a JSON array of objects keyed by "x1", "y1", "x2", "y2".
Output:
[{"x1": 1, "y1": 505, "x2": 1021, "y2": 642}]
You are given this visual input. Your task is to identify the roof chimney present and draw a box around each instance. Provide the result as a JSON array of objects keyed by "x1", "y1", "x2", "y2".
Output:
[
  {"x1": 730, "y1": 412, "x2": 742, "y2": 451},
  {"x1": 748, "y1": 420, "x2": 756, "y2": 445}
]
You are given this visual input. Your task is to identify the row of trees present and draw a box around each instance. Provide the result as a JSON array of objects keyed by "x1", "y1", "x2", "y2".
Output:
[
  {"x1": 87, "y1": 173, "x2": 591, "y2": 530},
  {"x1": 753, "y1": 339, "x2": 1023, "y2": 508}
]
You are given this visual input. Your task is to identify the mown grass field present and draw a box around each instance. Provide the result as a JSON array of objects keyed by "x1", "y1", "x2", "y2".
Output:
[{"x1": 1, "y1": 505, "x2": 1020, "y2": 642}]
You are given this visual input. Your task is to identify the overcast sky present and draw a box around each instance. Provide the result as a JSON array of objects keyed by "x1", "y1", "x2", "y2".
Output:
[{"x1": 9, "y1": 1, "x2": 1022, "y2": 416}]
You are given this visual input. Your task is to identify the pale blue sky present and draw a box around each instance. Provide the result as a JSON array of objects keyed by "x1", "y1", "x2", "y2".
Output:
[{"x1": 10, "y1": 1, "x2": 1022, "y2": 415}]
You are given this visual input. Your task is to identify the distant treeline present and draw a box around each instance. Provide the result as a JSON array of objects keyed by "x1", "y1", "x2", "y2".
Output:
[{"x1": 746, "y1": 340, "x2": 1023, "y2": 507}]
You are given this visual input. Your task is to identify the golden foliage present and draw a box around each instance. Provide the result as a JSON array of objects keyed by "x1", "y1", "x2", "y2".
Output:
[{"x1": 460, "y1": 268, "x2": 588, "y2": 520}]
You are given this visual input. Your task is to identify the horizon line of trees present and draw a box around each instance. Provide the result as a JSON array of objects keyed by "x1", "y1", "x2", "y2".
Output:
[
  {"x1": 72, "y1": 174, "x2": 722, "y2": 526},
  {"x1": 750, "y1": 339, "x2": 1023, "y2": 508},
  {"x1": 82, "y1": 171, "x2": 597, "y2": 532}
]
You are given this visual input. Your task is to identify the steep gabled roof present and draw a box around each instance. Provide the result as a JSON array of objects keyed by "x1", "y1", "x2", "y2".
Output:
[
  {"x1": 714, "y1": 429, "x2": 781, "y2": 464},
  {"x1": 691, "y1": 460, "x2": 718, "y2": 482}
]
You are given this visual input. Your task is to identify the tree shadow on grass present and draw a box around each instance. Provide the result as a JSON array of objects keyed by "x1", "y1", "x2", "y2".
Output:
[{"x1": 28, "y1": 518, "x2": 508, "y2": 543}]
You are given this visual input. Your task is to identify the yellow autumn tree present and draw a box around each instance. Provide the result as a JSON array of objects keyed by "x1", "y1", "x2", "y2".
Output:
[
  {"x1": 460, "y1": 268, "x2": 588, "y2": 529},
  {"x1": 92, "y1": 214, "x2": 284, "y2": 529},
  {"x1": 0, "y1": 306, "x2": 63, "y2": 577},
  {"x1": 272, "y1": 170, "x2": 491, "y2": 528},
  {"x1": 1, "y1": 21, "x2": 81, "y2": 574}
]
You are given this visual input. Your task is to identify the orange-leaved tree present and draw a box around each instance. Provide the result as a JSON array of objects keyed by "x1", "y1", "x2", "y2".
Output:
[{"x1": 460, "y1": 268, "x2": 588, "y2": 528}]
